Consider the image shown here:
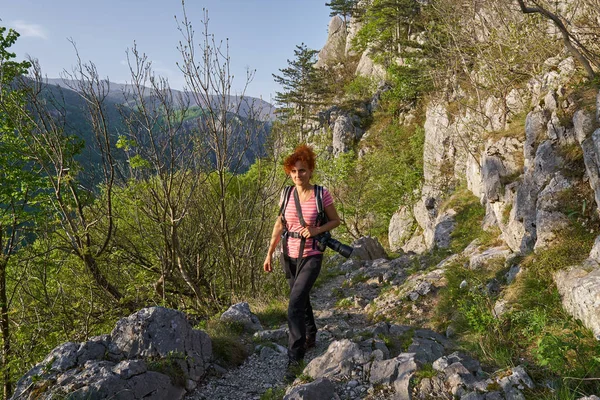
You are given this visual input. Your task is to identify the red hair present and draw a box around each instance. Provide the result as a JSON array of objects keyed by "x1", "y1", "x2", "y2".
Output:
[{"x1": 283, "y1": 144, "x2": 316, "y2": 174}]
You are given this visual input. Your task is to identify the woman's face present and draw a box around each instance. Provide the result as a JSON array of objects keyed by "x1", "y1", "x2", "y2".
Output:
[{"x1": 290, "y1": 161, "x2": 312, "y2": 187}]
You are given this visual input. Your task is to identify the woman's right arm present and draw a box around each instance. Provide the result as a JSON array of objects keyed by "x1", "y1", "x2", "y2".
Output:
[{"x1": 263, "y1": 216, "x2": 284, "y2": 272}]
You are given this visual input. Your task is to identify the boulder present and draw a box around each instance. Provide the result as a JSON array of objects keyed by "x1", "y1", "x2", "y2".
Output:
[
  {"x1": 284, "y1": 378, "x2": 336, "y2": 400},
  {"x1": 554, "y1": 266, "x2": 600, "y2": 339},
  {"x1": 433, "y1": 209, "x2": 457, "y2": 249},
  {"x1": 469, "y1": 247, "x2": 512, "y2": 270},
  {"x1": 304, "y1": 339, "x2": 364, "y2": 378},
  {"x1": 369, "y1": 353, "x2": 417, "y2": 399},
  {"x1": 11, "y1": 307, "x2": 211, "y2": 400},
  {"x1": 351, "y1": 236, "x2": 387, "y2": 260},
  {"x1": 332, "y1": 113, "x2": 363, "y2": 156},
  {"x1": 220, "y1": 302, "x2": 263, "y2": 333},
  {"x1": 580, "y1": 128, "x2": 600, "y2": 210},
  {"x1": 534, "y1": 175, "x2": 572, "y2": 251},
  {"x1": 389, "y1": 206, "x2": 415, "y2": 252}
]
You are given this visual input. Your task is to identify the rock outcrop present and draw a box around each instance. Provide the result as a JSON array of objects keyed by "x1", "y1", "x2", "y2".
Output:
[{"x1": 11, "y1": 307, "x2": 212, "y2": 400}]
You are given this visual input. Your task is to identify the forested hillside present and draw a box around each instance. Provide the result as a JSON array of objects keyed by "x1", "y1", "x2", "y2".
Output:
[{"x1": 2, "y1": 0, "x2": 600, "y2": 399}]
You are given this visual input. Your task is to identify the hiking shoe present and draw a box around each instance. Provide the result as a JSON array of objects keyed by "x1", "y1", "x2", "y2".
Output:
[{"x1": 284, "y1": 359, "x2": 302, "y2": 384}]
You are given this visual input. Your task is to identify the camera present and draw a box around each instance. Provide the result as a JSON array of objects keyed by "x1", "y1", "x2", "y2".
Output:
[{"x1": 314, "y1": 231, "x2": 353, "y2": 258}]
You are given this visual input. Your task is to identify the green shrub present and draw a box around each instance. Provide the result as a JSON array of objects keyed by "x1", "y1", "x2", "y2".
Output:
[
  {"x1": 198, "y1": 319, "x2": 249, "y2": 368},
  {"x1": 260, "y1": 387, "x2": 286, "y2": 400}
]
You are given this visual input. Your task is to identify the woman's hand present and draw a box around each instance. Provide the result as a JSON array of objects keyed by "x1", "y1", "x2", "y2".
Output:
[
  {"x1": 263, "y1": 254, "x2": 273, "y2": 273},
  {"x1": 300, "y1": 226, "x2": 321, "y2": 238}
]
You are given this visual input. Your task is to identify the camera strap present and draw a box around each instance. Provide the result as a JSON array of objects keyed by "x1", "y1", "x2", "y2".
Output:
[{"x1": 279, "y1": 186, "x2": 294, "y2": 258}]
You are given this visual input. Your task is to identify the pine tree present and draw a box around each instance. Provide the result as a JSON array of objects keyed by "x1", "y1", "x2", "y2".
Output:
[
  {"x1": 325, "y1": 0, "x2": 358, "y2": 24},
  {"x1": 272, "y1": 43, "x2": 328, "y2": 141}
]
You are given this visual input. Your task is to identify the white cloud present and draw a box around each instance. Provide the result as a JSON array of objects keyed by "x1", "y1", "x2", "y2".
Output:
[{"x1": 10, "y1": 20, "x2": 48, "y2": 40}]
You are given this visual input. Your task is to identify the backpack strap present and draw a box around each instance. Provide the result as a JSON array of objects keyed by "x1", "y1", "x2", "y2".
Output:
[
  {"x1": 314, "y1": 185, "x2": 327, "y2": 227},
  {"x1": 279, "y1": 186, "x2": 294, "y2": 258},
  {"x1": 279, "y1": 186, "x2": 294, "y2": 223}
]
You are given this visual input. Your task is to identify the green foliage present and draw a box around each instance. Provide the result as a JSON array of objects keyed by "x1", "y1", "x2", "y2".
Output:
[
  {"x1": 318, "y1": 122, "x2": 424, "y2": 243},
  {"x1": 326, "y1": 0, "x2": 358, "y2": 20},
  {"x1": 434, "y1": 217, "x2": 600, "y2": 397},
  {"x1": 344, "y1": 75, "x2": 377, "y2": 102},
  {"x1": 272, "y1": 44, "x2": 328, "y2": 139},
  {"x1": 413, "y1": 363, "x2": 437, "y2": 384},
  {"x1": 260, "y1": 387, "x2": 286, "y2": 400},
  {"x1": 352, "y1": 0, "x2": 423, "y2": 58},
  {"x1": 200, "y1": 318, "x2": 249, "y2": 368},
  {"x1": 336, "y1": 297, "x2": 354, "y2": 308},
  {"x1": 381, "y1": 63, "x2": 432, "y2": 111},
  {"x1": 254, "y1": 298, "x2": 288, "y2": 329},
  {"x1": 147, "y1": 351, "x2": 188, "y2": 387},
  {"x1": 441, "y1": 187, "x2": 499, "y2": 254}
]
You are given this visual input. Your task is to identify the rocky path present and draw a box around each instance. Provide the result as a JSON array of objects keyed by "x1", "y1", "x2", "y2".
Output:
[
  {"x1": 187, "y1": 249, "x2": 540, "y2": 400},
  {"x1": 186, "y1": 271, "x2": 369, "y2": 400}
]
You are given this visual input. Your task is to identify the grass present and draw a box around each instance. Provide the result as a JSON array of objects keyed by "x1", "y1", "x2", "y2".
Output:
[
  {"x1": 147, "y1": 351, "x2": 187, "y2": 387},
  {"x1": 440, "y1": 187, "x2": 502, "y2": 254},
  {"x1": 252, "y1": 297, "x2": 288, "y2": 329},
  {"x1": 260, "y1": 387, "x2": 286, "y2": 400},
  {"x1": 433, "y1": 215, "x2": 600, "y2": 397},
  {"x1": 197, "y1": 318, "x2": 249, "y2": 368},
  {"x1": 413, "y1": 363, "x2": 438, "y2": 385},
  {"x1": 336, "y1": 297, "x2": 354, "y2": 309},
  {"x1": 428, "y1": 174, "x2": 600, "y2": 396}
]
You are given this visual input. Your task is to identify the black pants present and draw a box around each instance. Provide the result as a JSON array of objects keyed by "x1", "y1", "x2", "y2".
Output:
[{"x1": 282, "y1": 254, "x2": 322, "y2": 361}]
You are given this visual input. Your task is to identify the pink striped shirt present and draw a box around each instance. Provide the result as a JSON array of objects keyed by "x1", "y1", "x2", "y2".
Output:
[{"x1": 281, "y1": 186, "x2": 334, "y2": 258}]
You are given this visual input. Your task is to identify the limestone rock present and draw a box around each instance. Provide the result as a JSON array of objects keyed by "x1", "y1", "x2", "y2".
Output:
[
  {"x1": 284, "y1": 378, "x2": 336, "y2": 400},
  {"x1": 369, "y1": 353, "x2": 417, "y2": 399},
  {"x1": 554, "y1": 266, "x2": 600, "y2": 339},
  {"x1": 351, "y1": 236, "x2": 387, "y2": 260},
  {"x1": 355, "y1": 50, "x2": 386, "y2": 80},
  {"x1": 389, "y1": 206, "x2": 415, "y2": 252},
  {"x1": 220, "y1": 302, "x2": 263, "y2": 333},
  {"x1": 253, "y1": 328, "x2": 288, "y2": 342},
  {"x1": 574, "y1": 109, "x2": 596, "y2": 144},
  {"x1": 11, "y1": 307, "x2": 211, "y2": 400},
  {"x1": 402, "y1": 233, "x2": 427, "y2": 254},
  {"x1": 469, "y1": 247, "x2": 512, "y2": 270},
  {"x1": 433, "y1": 209, "x2": 457, "y2": 249},
  {"x1": 534, "y1": 175, "x2": 572, "y2": 251},
  {"x1": 315, "y1": 16, "x2": 347, "y2": 69},
  {"x1": 304, "y1": 339, "x2": 364, "y2": 378},
  {"x1": 580, "y1": 128, "x2": 600, "y2": 211},
  {"x1": 332, "y1": 113, "x2": 363, "y2": 155}
]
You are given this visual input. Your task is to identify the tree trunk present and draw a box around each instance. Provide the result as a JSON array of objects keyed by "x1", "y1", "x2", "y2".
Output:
[
  {"x1": 82, "y1": 253, "x2": 123, "y2": 302},
  {"x1": 517, "y1": 0, "x2": 596, "y2": 79},
  {"x1": 0, "y1": 257, "x2": 12, "y2": 399}
]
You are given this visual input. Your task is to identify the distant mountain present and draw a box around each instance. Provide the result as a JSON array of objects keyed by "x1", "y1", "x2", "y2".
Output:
[
  {"x1": 45, "y1": 78, "x2": 276, "y2": 122},
  {"x1": 32, "y1": 78, "x2": 274, "y2": 185}
]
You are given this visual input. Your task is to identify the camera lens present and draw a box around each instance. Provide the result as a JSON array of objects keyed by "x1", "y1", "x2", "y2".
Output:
[{"x1": 326, "y1": 238, "x2": 353, "y2": 258}]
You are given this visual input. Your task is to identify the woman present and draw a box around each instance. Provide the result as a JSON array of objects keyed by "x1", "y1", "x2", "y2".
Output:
[{"x1": 263, "y1": 144, "x2": 341, "y2": 380}]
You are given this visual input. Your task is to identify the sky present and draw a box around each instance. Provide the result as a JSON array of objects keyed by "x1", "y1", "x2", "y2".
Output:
[{"x1": 1, "y1": 0, "x2": 333, "y2": 102}]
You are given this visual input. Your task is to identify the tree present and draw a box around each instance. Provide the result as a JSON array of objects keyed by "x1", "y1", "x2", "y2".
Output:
[
  {"x1": 0, "y1": 26, "x2": 46, "y2": 398},
  {"x1": 352, "y1": 0, "x2": 423, "y2": 62},
  {"x1": 517, "y1": 0, "x2": 598, "y2": 79},
  {"x1": 14, "y1": 56, "x2": 125, "y2": 305},
  {"x1": 272, "y1": 43, "x2": 328, "y2": 141},
  {"x1": 326, "y1": 0, "x2": 359, "y2": 24},
  {"x1": 107, "y1": 5, "x2": 283, "y2": 314}
]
